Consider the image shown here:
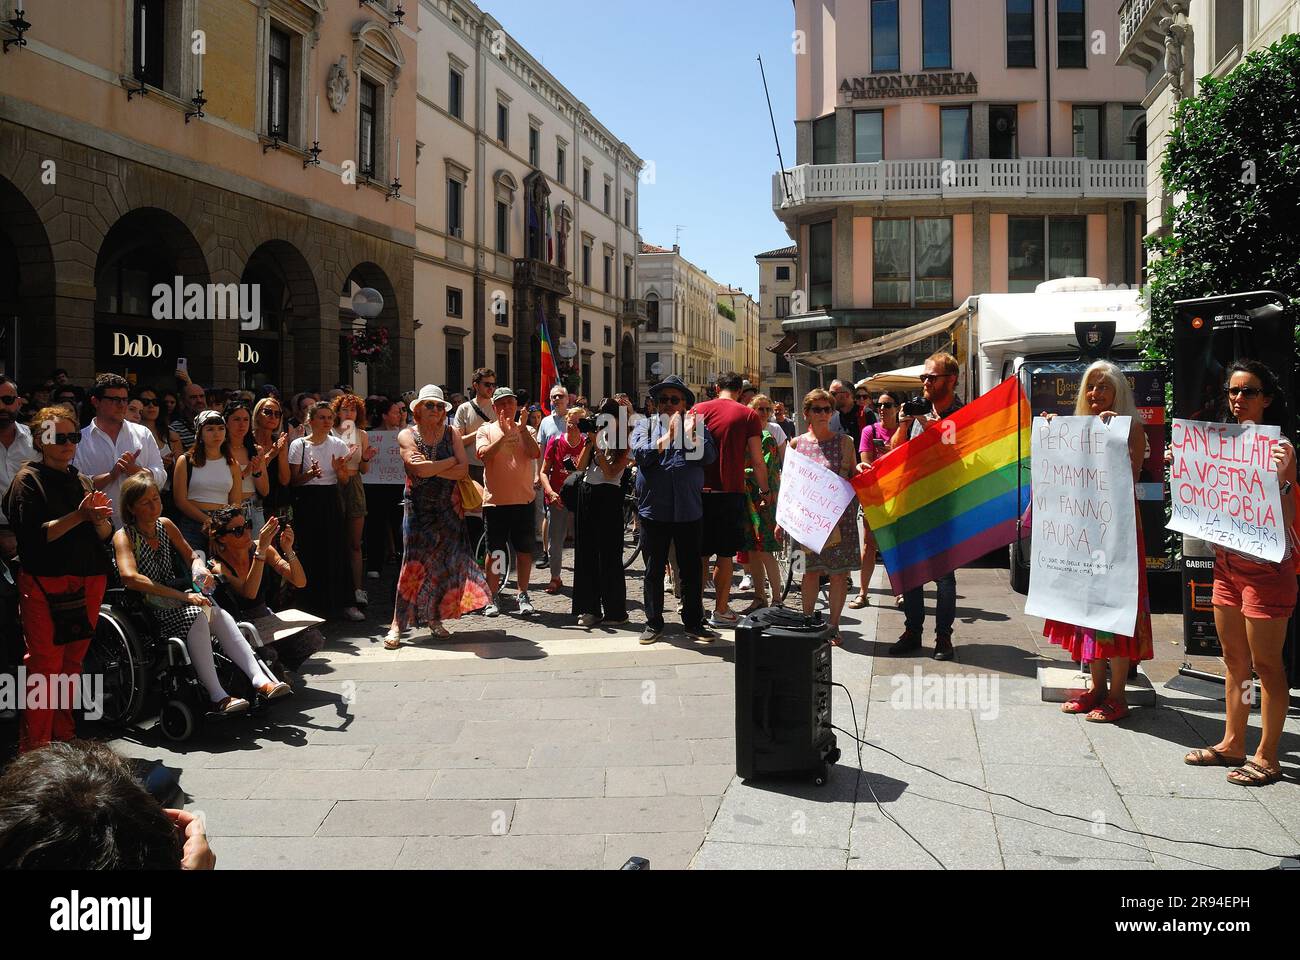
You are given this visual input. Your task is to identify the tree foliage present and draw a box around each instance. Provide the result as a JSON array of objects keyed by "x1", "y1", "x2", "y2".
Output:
[{"x1": 1138, "y1": 33, "x2": 1300, "y2": 369}]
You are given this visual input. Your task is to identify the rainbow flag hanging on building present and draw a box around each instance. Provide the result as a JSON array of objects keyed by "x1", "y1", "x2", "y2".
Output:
[
  {"x1": 538, "y1": 306, "x2": 560, "y2": 415},
  {"x1": 852, "y1": 376, "x2": 1031, "y2": 596}
]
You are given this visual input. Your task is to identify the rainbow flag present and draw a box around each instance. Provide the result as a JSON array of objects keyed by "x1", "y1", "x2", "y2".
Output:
[
  {"x1": 852, "y1": 376, "x2": 1030, "y2": 596},
  {"x1": 538, "y1": 306, "x2": 560, "y2": 415}
]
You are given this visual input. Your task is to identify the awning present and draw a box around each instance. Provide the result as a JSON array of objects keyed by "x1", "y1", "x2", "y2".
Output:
[
  {"x1": 864, "y1": 364, "x2": 925, "y2": 392},
  {"x1": 786, "y1": 304, "x2": 966, "y2": 368},
  {"x1": 767, "y1": 333, "x2": 798, "y2": 355}
]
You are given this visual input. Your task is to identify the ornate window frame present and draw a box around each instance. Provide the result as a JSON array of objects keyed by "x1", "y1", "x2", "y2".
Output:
[
  {"x1": 253, "y1": 1, "x2": 323, "y2": 147},
  {"x1": 352, "y1": 19, "x2": 405, "y2": 183}
]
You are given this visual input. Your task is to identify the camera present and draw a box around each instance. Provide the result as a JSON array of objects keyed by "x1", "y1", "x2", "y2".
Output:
[
  {"x1": 577, "y1": 417, "x2": 600, "y2": 434},
  {"x1": 901, "y1": 398, "x2": 932, "y2": 418}
]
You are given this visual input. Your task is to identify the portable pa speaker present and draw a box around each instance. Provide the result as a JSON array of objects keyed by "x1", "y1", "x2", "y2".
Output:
[{"x1": 734, "y1": 608, "x2": 840, "y2": 786}]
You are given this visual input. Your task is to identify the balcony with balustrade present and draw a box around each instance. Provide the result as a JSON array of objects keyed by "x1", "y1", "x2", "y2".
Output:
[
  {"x1": 1118, "y1": 0, "x2": 1185, "y2": 70},
  {"x1": 772, "y1": 157, "x2": 1146, "y2": 219}
]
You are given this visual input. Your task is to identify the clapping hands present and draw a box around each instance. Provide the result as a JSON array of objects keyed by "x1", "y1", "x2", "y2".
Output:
[{"x1": 78, "y1": 490, "x2": 113, "y2": 524}]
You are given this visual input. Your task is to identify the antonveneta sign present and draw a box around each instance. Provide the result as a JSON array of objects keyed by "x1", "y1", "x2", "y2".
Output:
[{"x1": 840, "y1": 72, "x2": 978, "y2": 102}]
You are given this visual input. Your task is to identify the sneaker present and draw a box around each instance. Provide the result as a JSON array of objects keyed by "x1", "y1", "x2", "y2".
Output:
[
  {"x1": 517, "y1": 593, "x2": 536, "y2": 616},
  {"x1": 577, "y1": 613, "x2": 600, "y2": 629},
  {"x1": 638, "y1": 627, "x2": 663, "y2": 646},
  {"x1": 483, "y1": 602, "x2": 500, "y2": 619},
  {"x1": 708, "y1": 610, "x2": 739, "y2": 628},
  {"x1": 739, "y1": 574, "x2": 754, "y2": 591},
  {"x1": 888, "y1": 630, "x2": 922, "y2": 656},
  {"x1": 343, "y1": 606, "x2": 366, "y2": 622},
  {"x1": 933, "y1": 634, "x2": 956, "y2": 662},
  {"x1": 537, "y1": 553, "x2": 550, "y2": 569},
  {"x1": 258, "y1": 681, "x2": 293, "y2": 701},
  {"x1": 366, "y1": 570, "x2": 380, "y2": 580},
  {"x1": 687, "y1": 626, "x2": 721, "y2": 644},
  {"x1": 212, "y1": 696, "x2": 250, "y2": 715},
  {"x1": 355, "y1": 589, "x2": 369, "y2": 606}
]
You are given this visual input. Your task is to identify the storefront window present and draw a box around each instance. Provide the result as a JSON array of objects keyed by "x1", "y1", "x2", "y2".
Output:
[{"x1": 873, "y1": 219, "x2": 911, "y2": 307}]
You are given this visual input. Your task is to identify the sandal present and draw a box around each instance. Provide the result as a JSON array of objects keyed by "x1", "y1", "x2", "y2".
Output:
[
  {"x1": 1227, "y1": 759, "x2": 1283, "y2": 787},
  {"x1": 739, "y1": 597, "x2": 769, "y2": 615},
  {"x1": 848, "y1": 595, "x2": 869, "y2": 610},
  {"x1": 1062, "y1": 688, "x2": 1106, "y2": 715},
  {"x1": 428, "y1": 623, "x2": 452, "y2": 642},
  {"x1": 1085, "y1": 701, "x2": 1130, "y2": 724},
  {"x1": 829, "y1": 630, "x2": 844, "y2": 648},
  {"x1": 383, "y1": 632, "x2": 403, "y2": 651},
  {"x1": 545, "y1": 578, "x2": 563, "y2": 595},
  {"x1": 1184, "y1": 747, "x2": 1247, "y2": 768}
]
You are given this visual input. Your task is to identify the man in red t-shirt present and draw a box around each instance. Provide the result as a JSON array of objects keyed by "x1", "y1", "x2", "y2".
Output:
[{"x1": 692, "y1": 371, "x2": 771, "y2": 627}]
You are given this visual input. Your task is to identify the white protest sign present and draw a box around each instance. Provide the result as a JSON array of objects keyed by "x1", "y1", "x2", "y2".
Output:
[
  {"x1": 1025, "y1": 416, "x2": 1139, "y2": 636},
  {"x1": 775, "y1": 444, "x2": 856, "y2": 555},
  {"x1": 362, "y1": 430, "x2": 406, "y2": 486},
  {"x1": 1167, "y1": 419, "x2": 1286, "y2": 562}
]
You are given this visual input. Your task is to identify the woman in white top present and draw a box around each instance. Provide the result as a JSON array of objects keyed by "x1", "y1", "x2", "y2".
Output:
[
  {"x1": 288, "y1": 401, "x2": 363, "y2": 621},
  {"x1": 172, "y1": 410, "x2": 242, "y2": 552},
  {"x1": 224, "y1": 400, "x2": 270, "y2": 532},
  {"x1": 330, "y1": 394, "x2": 377, "y2": 612},
  {"x1": 571, "y1": 397, "x2": 633, "y2": 629}
]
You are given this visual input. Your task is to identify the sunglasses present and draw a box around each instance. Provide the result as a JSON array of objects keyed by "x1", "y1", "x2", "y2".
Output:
[
  {"x1": 856, "y1": 393, "x2": 870, "y2": 400},
  {"x1": 659, "y1": 396, "x2": 685, "y2": 407},
  {"x1": 808, "y1": 405, "x2": 833, "y2": 414},
  {"x1": 876, "y1": 402, "x2": 896, "y2": 410},
  {"x1": 50, "y1": 431, "x2": 83, "y2": 446},
  {"x1": 919, "y1": 374, "x2": 952, "y2": 383},
  {"x1": 100, "y1": 394, "x2": 129, "y2": 404},
  {"x1": 217, "y1": 524, "x2": 249, "y2": 538},
  {"x1": 261, "y1": 409, "x2": 283, "y2": 417},
  {"x1": 139, "y1": 397, "x2": 159, "y2": 407},
  {"x1": 1226, "y1": 387, "x2": 1263, "y2": 399}
]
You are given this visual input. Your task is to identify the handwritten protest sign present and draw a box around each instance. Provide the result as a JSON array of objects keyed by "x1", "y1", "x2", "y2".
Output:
[
  {"x1": 1168, "y1": 419, "x2": 1285, "y2": 562},
  {"x1": 362, "y1": 430, "x2": 406, "y2": 486},
  {"x1": 775, "y1": 445, "x2": 856, "y2": 555},
  {"x1": 1025, "y1": 416, "x2": 1139, "y2": 636}
]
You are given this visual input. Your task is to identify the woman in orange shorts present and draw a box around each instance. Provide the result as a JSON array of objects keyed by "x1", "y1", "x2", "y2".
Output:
[{"x1": 1183, "y1": 360, "x2": 1297, "y2": 787}]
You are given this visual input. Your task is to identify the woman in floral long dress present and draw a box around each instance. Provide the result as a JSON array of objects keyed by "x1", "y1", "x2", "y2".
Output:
[
  {"x1": 385, "y1": 387, "x2": 490, "y2": 648},
  {"x1": 783, "y1": 389, "x2": 861, "y2": 646}
]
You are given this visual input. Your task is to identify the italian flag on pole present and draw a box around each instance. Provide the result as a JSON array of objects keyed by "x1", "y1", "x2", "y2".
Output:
[{"x1": 538, "y1": 306, "x2": 560, "y2": 415}]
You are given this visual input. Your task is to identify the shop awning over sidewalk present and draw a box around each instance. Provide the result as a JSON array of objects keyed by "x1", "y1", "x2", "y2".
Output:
[
  {"x1": 785, "y1": 304, "x2": 967, "y2": 368},
  {"x1": 864, "y1": 364, "x2": 925, "y2": 392}
]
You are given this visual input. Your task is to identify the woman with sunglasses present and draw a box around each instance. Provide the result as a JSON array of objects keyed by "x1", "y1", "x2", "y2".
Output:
[
  {"x1": 252, "y1": 397, "x2": 292, "y2": 522},
  {"x1": 172, "y1": 410, "x2": 242, "y2": 553},
  {"x1": 783, "y1": 389, "x2": 861, "y2": 646},
  {"x1": 207, "y1": 506, "x2": 322, "y2": 682},
  {"x1": 134, "y1": 388, "x2": 178, "y2": 481},
  {"x1": 1181, "y1": 361, "x2": 1297, "y2": 787},
  {"x1": 223, "y1": 400, "x2": 271, "y2": 533},
  {"x1": 113, "y1": 473, "x2": 289, "y2": 715},
  {"x1": 3, "y1": 407, "x2": 114, "y2": 752},
  {"x1": 289, "y1": 401, "x2": 363, "y2": 622},
  {"x1": 850, "y1": 392, "x2": 901, "y2": 609}
]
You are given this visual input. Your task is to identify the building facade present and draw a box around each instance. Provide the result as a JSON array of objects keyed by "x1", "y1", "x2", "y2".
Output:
[
  {"x1": 1117, "y1": 0, "x2": 1300, "y2": 238},
  {"x1": 776, "y1": 0, "x2": 1150, "y2": 384},
  {"x1": 0, "y1": 0, "x2": 417, "y2": 394},
  {"x1": 414, "y1": 0, "x2": 645, "y2": 405},
  {"x1": 716, "y1": 283, "x2": 761, "y2": 386},
  {"x1": 755, "y1": 244, "x2": 798, "y2": 407}
]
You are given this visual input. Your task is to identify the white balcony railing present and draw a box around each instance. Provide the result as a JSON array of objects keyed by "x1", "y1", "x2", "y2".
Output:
[
  {"x1": 1119, "y1": 0, "x2": 1159, "y2": 49},
  {"x1": 773, "y1": 158, "x2": 1146, "y2": 211}
]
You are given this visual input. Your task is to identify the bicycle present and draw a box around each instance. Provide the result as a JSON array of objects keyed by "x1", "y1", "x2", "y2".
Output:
[{"x1": 621, "y1": 491, "x2": 642, "y2": 569}]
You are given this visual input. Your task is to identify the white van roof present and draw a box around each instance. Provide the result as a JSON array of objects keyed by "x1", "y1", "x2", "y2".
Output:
[{"x1": 975, "y1": 287, "x2": 1146, "y2": 353}]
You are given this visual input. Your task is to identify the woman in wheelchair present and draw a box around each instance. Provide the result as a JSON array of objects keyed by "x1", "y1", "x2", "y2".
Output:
[
  {"x1": 111, "y1": 473, "x2": 290, "y2": 715},
  {"x1": 206, "y1": 505, "x2": 324, "y2": 680}
]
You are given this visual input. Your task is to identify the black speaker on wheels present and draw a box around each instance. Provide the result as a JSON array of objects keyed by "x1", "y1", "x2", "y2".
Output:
[{"x1": 734, "y1": 608, "x2": 840, "y2": 786}]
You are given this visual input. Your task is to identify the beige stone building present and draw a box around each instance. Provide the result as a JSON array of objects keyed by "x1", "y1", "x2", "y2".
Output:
[
  {"x1": 0, "y1": 0, "x2": 417, "y2": 393},
  {"x1": 413, "y1": 0, "x2": 644, "y2": 404},
  {"x1": 716, "y1": 283, "x2": 761, "y2": 387},
  {"x1": 1117, "y1": 0, "x2": 1300, "y2": 240},
  {"x1": 775, "y1": 0, "x2": 1150, "y2": 385},
  {"x1": 755, "y1": 244, "x2": 798, "y2": 407}
]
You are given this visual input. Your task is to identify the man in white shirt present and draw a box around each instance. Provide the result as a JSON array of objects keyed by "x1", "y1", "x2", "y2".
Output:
[
  {"x1": 0, "y1": 374, "x2": 38, "y2": 558},
  {"x1": 73, "y1": 374, "x2": 168, "y2": 530}
]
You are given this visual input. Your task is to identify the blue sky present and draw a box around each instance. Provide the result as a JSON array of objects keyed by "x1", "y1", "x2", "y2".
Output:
[{"x1": 488, "y1": 0, "x2": 797, "y2": 296}]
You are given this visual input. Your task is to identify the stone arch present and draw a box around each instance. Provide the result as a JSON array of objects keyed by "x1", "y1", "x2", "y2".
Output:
[
  {"x1": 240, "y1": 239, "x2": 322, "y2": 393},
  {"x1": 94, "y1": 207, "x2": 212, "y2": 386},
  {"x1": 339, "y1": 259, "x2": 402, "y2": 393},
  {"x1": 0, "y1": 173, "x2": 55, "y2": 381}
]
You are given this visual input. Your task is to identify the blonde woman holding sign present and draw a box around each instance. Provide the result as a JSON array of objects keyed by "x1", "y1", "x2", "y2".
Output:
[
  {"x1": 1183, "y1": 360, "x2": 1297, "y2": 788},
  {"x1": 1042, "y1": 362, "x2": 1153, "y2": 724}
]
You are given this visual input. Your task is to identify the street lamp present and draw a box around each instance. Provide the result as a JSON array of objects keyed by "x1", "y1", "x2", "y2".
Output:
[{"x1": 352, "y1": 287, "x2": 384, "y2": 320}]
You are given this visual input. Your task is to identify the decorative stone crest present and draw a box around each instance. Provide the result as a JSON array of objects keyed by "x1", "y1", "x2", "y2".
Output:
[{"x1": 327, "y1": 56, "x2": 350, "y2": 112}]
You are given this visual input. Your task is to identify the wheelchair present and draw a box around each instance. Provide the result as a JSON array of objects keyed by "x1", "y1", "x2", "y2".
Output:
[{"x1": 3, "y1": 554, "x2": 282, "y2": 743}]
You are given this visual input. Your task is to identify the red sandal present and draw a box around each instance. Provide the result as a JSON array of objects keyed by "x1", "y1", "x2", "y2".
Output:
[
  {"x1": 1085, "y1": 701, "x2": 1130, "y2": 724},
  {"x1": 1061, "y1": 688, "x2": 1105, "y2": 715}
]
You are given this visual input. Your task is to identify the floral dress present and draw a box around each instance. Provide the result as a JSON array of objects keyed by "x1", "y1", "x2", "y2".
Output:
[
  {"x1": 789, "y1": 432, "x2": 860, "y2": 576},
  {"x1": 392, "y1": 428, "x2": 490, "y2": 629},
  {"x1": 744, "y1": 429, "x2": 782, "y2": 553}
]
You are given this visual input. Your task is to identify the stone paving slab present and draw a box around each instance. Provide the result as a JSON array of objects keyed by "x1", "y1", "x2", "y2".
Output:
[
  {"x1": 363, "y1": 743, "x2": 534, "y2": 770},
  {"x1": 604, "y1": 832, "x2": 706, "y2": 870},
  {"x1": 428, "y1": 767, "x2": 606, "y2": 800},
  {"x1": 316, "y1": 800, "x2": 516, "y2": 837},
  {"x1": 250, "y1": 768, "x2": 435, "y2": 801},
  {"x1": 185, "y1": 799, "x2": 334, "y2": 838},
  {"x1": 1121, "y1": 795, "x2": 1298, "y2": 871},
  {"x1": 212, "y1": 836, "x2": 406, "y2": 871},
  {"x1": 508, "y1": 796, "x2": 709, "y2": 835},
  {"x1": 693, "y1": 841, "x2": 849, "y2": 870},
  {"x1": 395, "y1": 835, "x2": 606, "y2": 870}
]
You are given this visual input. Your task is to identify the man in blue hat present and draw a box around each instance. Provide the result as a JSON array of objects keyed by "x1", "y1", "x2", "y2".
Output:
[{"x1": 630, "y1": 376, "x2": 719, "y2": 645}]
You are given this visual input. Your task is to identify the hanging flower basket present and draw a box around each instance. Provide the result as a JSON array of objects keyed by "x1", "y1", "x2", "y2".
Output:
[{"x1": 347, "y1": 326, "x2": 391, "y2": 373}]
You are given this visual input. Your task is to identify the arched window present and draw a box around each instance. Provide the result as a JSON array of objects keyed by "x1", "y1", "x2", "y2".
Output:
[{"x1": 645, "y1": 293, "x2": 659, "y2": 332}]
